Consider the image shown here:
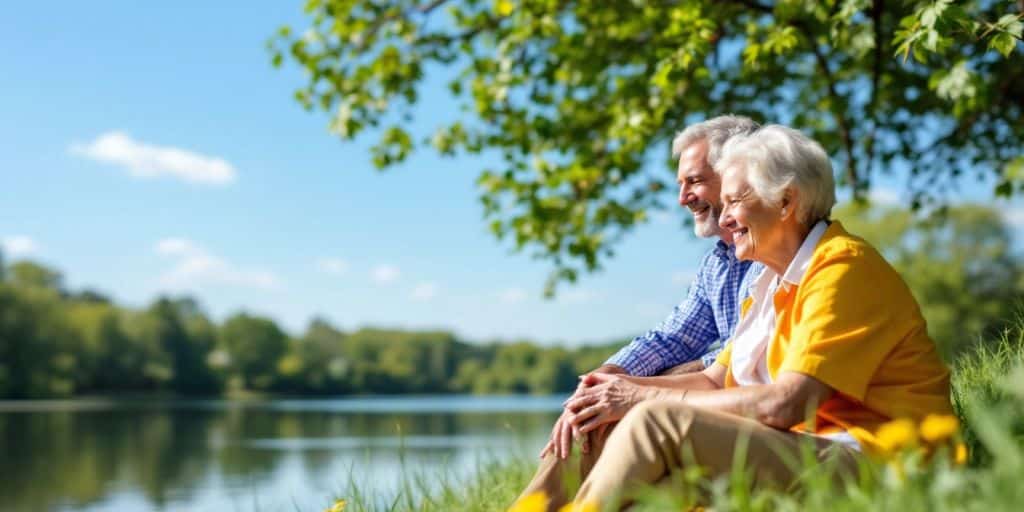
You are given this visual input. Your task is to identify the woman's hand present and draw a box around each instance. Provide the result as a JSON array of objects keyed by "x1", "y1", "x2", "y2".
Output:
[{"x1": 564, "y1": 372, "x2": 652, "y2": 437}]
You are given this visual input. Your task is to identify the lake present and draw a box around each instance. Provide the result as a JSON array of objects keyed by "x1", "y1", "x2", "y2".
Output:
[{"x1": 0, "y1": 395, "x2": 564, "y2": 512}]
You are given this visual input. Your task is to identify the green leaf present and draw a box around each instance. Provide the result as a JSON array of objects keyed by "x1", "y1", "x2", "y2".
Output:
[
  {"x1": 996, "y1": 13, "x2": 1021, "y2": 28},
  {"x1": 1006, "y1": 19, "x2": 1024, "y2": 39},
  {"x1": 990, "y1": 33, "x2": 1017, "y2": 57},
  {"x1": 1005, "y1": 156, "x2": 1024, "y2": 181}
]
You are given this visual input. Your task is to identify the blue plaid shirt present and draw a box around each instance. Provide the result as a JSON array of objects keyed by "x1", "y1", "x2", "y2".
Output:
[{"x1": 606, "y1": 241, "x2": 762, "y2": 376}]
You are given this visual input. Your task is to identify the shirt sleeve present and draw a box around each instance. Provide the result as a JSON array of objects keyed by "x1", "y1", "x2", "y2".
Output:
[
  {"x1": 605, "y1": 253, "x2": 720, "y2": 376},
  {"x1": 777, "y1": 247, "x2": 916, "y2": 402},
  {"x1": 700, "y1": 345, "x2": 723, "y2": 368}
]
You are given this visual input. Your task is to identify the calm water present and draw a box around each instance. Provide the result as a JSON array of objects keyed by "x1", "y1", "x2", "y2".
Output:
[{"x1": 0, "y1": 395, "x2": 563, "y2": 512}]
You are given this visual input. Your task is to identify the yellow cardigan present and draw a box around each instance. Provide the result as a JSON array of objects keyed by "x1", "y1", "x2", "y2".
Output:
[{"x1": 716, "y1": 221, "x2": 952, "y2": 454}]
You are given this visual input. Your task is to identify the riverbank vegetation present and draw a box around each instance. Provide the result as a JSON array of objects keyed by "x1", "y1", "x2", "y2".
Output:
[{"x1": 2, "y1": 204, "x2": 1021, "y2": 399}]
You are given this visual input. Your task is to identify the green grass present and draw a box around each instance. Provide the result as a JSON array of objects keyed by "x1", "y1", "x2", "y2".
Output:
[{"x1": 327, "y1": 314, "x2": 1024, "y2": 511}]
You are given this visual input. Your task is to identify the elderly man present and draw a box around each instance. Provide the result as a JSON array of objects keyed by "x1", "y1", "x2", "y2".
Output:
[{"x1": 518, "y1": 115, "x2": 763, "y2": 509}]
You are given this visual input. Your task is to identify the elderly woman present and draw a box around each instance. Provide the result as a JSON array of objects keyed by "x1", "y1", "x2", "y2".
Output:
[{"x1": 519, "y1": 125, "x2": 952, "y2": 510}]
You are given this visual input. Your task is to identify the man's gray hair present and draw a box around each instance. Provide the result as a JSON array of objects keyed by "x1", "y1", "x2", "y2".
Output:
[
  {"x1": 717, "y1": 125, "x2": 836, "y2": 225},
  {"x1": 671, "y1": 115, "x2": 760, "y2": 170}
]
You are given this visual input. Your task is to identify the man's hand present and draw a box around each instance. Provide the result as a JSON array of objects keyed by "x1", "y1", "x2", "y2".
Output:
[
  {"x1": 660, "y1": 359, "x2": 705, "y2": 375},
  {"x1": 539, "y1": 364, "x2": 626, "y2": 459},
  {"x1": 564, "y1": 372, "x2": 651, "y2": 437}
]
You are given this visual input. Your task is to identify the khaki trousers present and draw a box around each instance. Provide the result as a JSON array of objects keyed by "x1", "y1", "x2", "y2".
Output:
[
  {"x1": 515, "y1": 422, "x2": 618, "y2": 511},
  {"x1": 516, "y1": 401, "x2": 861, "y2": 511}
]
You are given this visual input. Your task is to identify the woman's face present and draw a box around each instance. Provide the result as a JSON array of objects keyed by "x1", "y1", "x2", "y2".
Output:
[{"x1": 718, "y1": 166, "x2": 785, "y2": 262}]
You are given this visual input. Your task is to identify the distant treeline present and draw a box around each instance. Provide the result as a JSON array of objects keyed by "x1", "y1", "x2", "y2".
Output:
[
  {"x1": 0, "y1": 255, "x2": 620, "y2": 399},
  {"x1": 2, "y1": 204, "x2": 1022, "y2": 399}
]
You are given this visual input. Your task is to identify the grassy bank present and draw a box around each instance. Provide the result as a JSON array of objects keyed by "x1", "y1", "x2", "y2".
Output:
[{"x1": 327, "y1": 314, "x2": 1024, "y2": 511}]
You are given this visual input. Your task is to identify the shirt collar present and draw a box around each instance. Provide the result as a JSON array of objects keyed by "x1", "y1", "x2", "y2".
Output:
[
  {"x1": 747, "y1": 220, "x2": 829, "y2": 296},
  {"x1": 780, "y1": 220, "x2": 829, "y2": 286}
]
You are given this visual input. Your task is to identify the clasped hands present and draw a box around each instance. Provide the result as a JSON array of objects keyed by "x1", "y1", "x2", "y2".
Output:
[{"x1": 539, "y1": 371, "x2": 651, "y2": 459}]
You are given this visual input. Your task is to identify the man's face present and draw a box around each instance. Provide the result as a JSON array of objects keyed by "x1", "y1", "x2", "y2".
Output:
[{"x1": 676, "y1": 141, "x2": 727, "y2": 241}]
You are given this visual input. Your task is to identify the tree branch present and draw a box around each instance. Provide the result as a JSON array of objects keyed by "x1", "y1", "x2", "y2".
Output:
[
  {"x1": 356, "y1": 0, "x2": 452, "y2": 51},
  {"x1": 795, "y1": 23, "x2": 859, "y2": 189},
  {"x1": 731, "y1": 0, "x2": 773, "y2": 14},
  {"x1": 417, "y1": 0, "x2": 448, "y2": 14},
  {"x1": 866, "y1": 0, "x2": 885, "y2": 167}
]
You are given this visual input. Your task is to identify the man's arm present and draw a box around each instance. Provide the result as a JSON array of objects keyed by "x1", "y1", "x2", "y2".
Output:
[
  {"x1": 626, "y1": 361, "x2": 727, "y2": 389},
  {"x1": 660, "y1": 359, "x2": 707, "y2": 375},
  {"x1": 604, "y1": 254, "x2": 720, "y2": 376},
  {"x1": 592, "y1": 363, "x2": 627, "y2": 375}
]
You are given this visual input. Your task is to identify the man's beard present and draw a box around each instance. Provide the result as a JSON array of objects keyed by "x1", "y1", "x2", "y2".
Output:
[{"x1": 692, "y1": 203, "x2": 721, "y2": 238}]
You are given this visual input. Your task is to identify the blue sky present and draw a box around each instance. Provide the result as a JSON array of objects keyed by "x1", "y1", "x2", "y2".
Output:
[{"x1": 2, "y1": 3, "x2": 1021, "y2": 345}]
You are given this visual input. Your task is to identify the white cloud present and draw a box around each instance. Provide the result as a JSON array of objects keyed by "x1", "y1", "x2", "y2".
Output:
[
  {"x1": 411, "y1": 281, "x2": 438, "y2": 301},
  {"x1": 867, "y1": 187, "x2": 899, "y2": 206},
  {"x1": 635, "y1": 302, "x2": 666, "y2": 318},
  {"x1": 155, "y1": 237, "x2": 278, "y2": 290},
  {"x1": 71, "y1": 131, "x2": 237, "y2": 186},
  {"x1": 371, "y1": 264, "x2": 400, "y2": 284},
  {"x1": 1005, "y1": 208, "x2": 1024, "y2": 228},
  {"x1": 316, "y1": 258, "x2": 350, "y2": 276},
  {"x1": 155, "y1": 238, "x2": 194, "y2": 256},
  {"x1": 558, "y1": 288, "x2": 602, "y2": 305},
  {"x1": 1, "y1": 235, "x2": 38, "y2": 257},
  {"x1": 650, "y1": 210, "x2": 676, "y2": 225},
  {"x1": 499, "y1": 287, "x2": 528, "y2": 304},
  {"x1": 672, "y1": 270, "x2": 696, "y2": 285}
]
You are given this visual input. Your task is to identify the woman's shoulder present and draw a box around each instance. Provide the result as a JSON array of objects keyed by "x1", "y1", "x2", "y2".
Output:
[
  {"x1": 813, "y1": 220, "x2": 881, "y2": 261},
  {"x1": 806, "y1": 221, "x2": 909, "y2": 289}
]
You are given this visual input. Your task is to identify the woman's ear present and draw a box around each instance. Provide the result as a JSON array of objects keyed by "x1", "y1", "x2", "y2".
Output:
[{"x1": 780, "y1": 188, "x2": 796, "y2": 219}]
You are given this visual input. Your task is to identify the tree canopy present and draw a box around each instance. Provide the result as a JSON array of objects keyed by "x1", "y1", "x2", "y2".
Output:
[{"x1": 270, "y1": 0, "x2": 1023, "y2": 292}]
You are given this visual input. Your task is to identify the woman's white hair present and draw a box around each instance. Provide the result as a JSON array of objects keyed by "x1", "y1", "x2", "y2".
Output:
[
  {"x1": 717, "y1": 125, "x2": 836, "y2": 225},
  {"x1": 671, "y1": 115, "x2": 760, "y2": 170}
]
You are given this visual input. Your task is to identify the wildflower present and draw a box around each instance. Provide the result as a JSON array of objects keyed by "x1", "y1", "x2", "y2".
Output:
[
  {"x1": 558, "y1": 501, "x2": 598, "y2": 512},
  {"x1": 324, "y1": 498, "x2": 346, "y2": 512},
  {"x1": 919, "y1": 414, "x2": 959, "y2": 444},
  {"x1": 876, "y1": 418, "x2": 918, "y2": 454},
  {"x1": 509, "y1": 492, "x2": 549, "y2": 512},
  {"x1": 954, "y1": 442, "x2": 968, "y2": 465}
]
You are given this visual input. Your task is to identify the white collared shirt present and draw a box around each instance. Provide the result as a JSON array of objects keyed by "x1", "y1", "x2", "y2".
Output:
[
  {"x1": 729, "y1": 220, "x2": 828, "y2": 386},
  {"x1": 726, "y1": 220, "x2": 861, "y2": 450}
]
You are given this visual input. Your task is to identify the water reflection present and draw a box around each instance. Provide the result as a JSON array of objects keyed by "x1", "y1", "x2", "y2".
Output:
[{"x1": 0, "y1": 396, "x2": 561, "y2": 512}]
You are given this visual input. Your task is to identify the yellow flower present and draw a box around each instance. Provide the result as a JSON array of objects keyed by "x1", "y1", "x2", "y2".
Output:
[
  {"x1": 919, "y1": 414, "x2": 959, "y2": 444},
  {"x1": 954, "y1": 442, "x2": 968, "y2": 465},
  {"x1": 324, "y1": 498, "x2": 346, "y2": 512},
  {"x1": 876, "y1": 418, "x2": 918, "y2": 454},
  {"x1": 509, "y1": 492, "x2": 549, "y2": 512},
  {"x1": 494, "y1": 0, "x2": 515, "y2": 17},
  {"x1": 558, "y1": 501, "x2": 598, "y2": 512}
]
